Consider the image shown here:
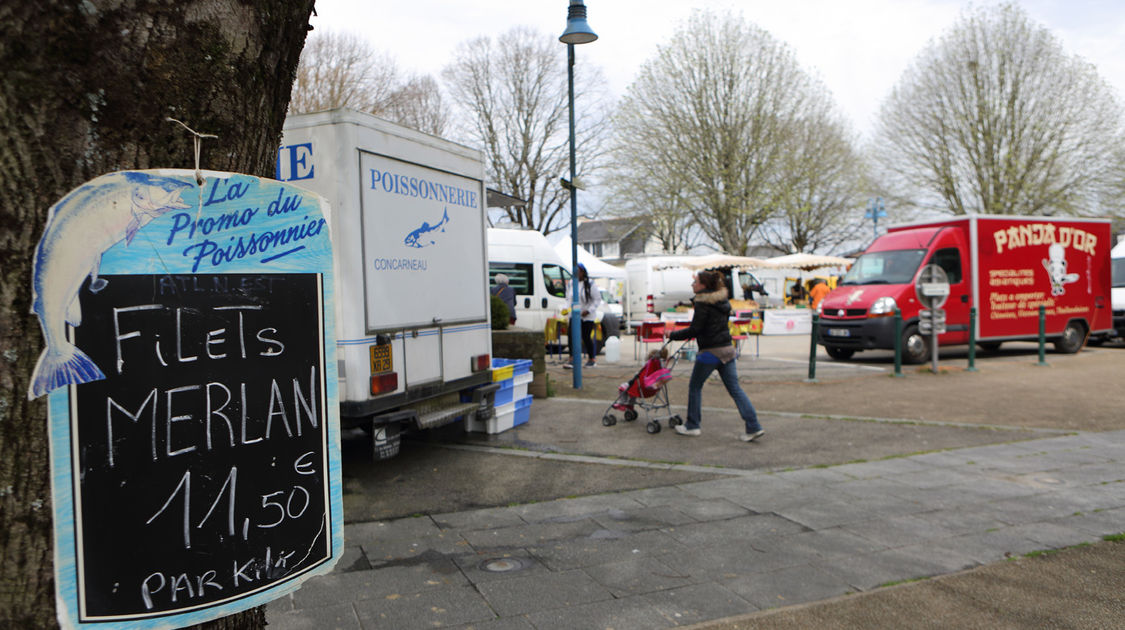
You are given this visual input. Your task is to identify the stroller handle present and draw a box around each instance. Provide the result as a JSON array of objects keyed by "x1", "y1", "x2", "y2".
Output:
[
  {"x1": 662, "y1": 339, "x2": 690, "y2": 353},
  {"x1": 653, "y1": 339, "x2": 692, "y2": 363}
]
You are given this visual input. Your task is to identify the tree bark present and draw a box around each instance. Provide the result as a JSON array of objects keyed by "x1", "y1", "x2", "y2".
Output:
[{"x1": 0, "y1": 2, "x2": 315, "y2": 627}]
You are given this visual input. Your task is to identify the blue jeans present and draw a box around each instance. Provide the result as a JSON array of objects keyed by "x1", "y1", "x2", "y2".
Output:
[
  {"x1": 581, "y1": 320, "x2": 598, "y2": 360},
  {"x1": 685, "y1": 356, "x2": 761, "y2": 433}
]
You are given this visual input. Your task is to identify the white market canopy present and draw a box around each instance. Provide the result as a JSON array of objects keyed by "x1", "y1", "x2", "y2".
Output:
[
  {"x1": 767, "y1": 252, "x2": 853, "y2": 271},
  {"x1": 656, "y1": 253, "x2": 776, "y2": 271},
  {"x1": 552, "y1": 236, "x2": 626, "y2": 279}
]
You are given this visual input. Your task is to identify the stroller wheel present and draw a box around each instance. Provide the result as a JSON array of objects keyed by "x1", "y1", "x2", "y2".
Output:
[
  {"x1": 668, "y1": 415, "x2": 683, "y2": 428},
  {"x1": 602, "y1": 414, "x2": 617, "y2": 427},
  {"x1": 624, "y1": 409, "x2": 638, "y2": 422},
  {"x1": 646, "y1": 421, "x2": 661, "y2": 434}
]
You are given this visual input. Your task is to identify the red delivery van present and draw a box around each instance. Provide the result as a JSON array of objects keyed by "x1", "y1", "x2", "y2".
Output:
[{"x1": 817, "y1": 216, "x2": 1112, "y2": 363}]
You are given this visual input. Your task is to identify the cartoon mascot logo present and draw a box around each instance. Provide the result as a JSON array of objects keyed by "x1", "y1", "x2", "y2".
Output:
[{"x1": 1042, "y1": 243, "x2": 1079, "y2": 296}]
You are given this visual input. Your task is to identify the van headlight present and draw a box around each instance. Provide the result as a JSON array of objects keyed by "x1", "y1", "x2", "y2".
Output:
[{"x1": 868, "y1": 296, "x2": 898, "y2": 317}]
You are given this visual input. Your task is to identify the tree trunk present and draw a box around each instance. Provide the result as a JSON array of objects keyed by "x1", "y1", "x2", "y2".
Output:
[{"x1": 0, "y1": 2, "x2": 315, "y2": 627}]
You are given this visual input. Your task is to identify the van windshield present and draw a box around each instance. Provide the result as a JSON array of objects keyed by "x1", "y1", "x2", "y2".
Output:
[
  {"x1": 542, "y1": 264, "x2": 572, "y2": 298},
  {"x1": 840, "y1": 249, "x2": 925, "y2": 285},
  {"x1": 737, "y1": 271, "x2": 765, "y2": 293},
  {"x1": 1113, "y1": 258, "x2": 1125, "y2": 288}
]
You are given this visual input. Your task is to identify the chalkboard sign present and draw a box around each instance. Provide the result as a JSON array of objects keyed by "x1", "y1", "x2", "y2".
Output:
[{"x1": 34, "y1": 171, "x2": 341, "y2": 628}]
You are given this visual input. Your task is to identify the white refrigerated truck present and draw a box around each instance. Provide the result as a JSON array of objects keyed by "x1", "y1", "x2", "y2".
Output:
[{"x1": 278, "y1": 109, "x2": 496, "y2": 459}]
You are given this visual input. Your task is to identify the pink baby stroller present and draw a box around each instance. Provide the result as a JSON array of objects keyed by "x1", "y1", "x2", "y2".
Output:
[{"x1": 602, "y1": 342, "x2": 684, "y2": 434}]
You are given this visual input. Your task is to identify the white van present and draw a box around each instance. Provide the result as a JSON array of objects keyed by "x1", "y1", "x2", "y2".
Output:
[
  {"x1": 624, "y1": 256, "x2": 777, "y2": 322},
  {"x1": 1105, "y1": 239, "x2": 1125, "y2": 342},
  {"x1": 487, "y1": 228, "x2": 571, "y2": 333},
  {"x1": 624, "y1": 256, "x2": 695, "y2": 323}
]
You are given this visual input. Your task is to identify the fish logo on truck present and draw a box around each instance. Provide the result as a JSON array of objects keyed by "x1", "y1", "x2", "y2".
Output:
[
  {"x1": 1043, "y1": 242, "x2": 1080, "y2": 296},
  {"x1": 29, "y1": 172, "x2": 192, "y2": 399},
  {"x1": 403, "y1": 208, "x2": 450, "y2": 248}
]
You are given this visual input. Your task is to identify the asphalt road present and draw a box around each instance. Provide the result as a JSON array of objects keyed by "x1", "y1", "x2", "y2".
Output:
[
  {"x1": 326, "y1": 334, "x2": 1124, "y2": 630},
  {"x1": 341, "y1": 333, "x2": 1124, "y2": 521}
]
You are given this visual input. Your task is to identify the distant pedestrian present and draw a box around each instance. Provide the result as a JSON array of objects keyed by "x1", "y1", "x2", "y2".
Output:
[
  {"x1": 491, "y1": 273, "x2": 517, "y2": 324},
  {"x1": 808, "y1": 278, "x2": 830, "y2": 311},
  {"x1": 787, "y1": 281, "x2": 806, "y2": 307},
  {"x1": 564, "y1": 263, "x2": 602, "y2": 368},
  {"x1": 667, "y1": 270, "x2": 764, "y2": 442}
]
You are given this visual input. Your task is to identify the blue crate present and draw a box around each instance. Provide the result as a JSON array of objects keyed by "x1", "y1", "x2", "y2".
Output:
[
  {"x1": 493, "y1": 370, "x2": 533, "y2": 406},
  {"x1": 492, "y1": 357, "x2": 532, "y2": 376},
  {"x1": 513, "y1": 395, "x2": 533, "y2": 427}
]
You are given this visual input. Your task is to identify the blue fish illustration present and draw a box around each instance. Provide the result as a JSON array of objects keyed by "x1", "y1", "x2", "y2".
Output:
[
  {"x1": 404, "y1": 208, "x2": 450, "y2": 248},
  {"x1": 28, "y1": 171, "x2": 193, "y2": 399}
]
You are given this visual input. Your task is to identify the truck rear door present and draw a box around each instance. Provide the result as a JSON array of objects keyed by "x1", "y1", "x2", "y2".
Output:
[{"x1": 359, "y1": 151, "x2": 488, "y2": 391}]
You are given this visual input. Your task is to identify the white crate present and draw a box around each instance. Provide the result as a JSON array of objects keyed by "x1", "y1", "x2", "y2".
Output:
[
  {"x1": 494, "y1": 370, "x2": 533, "y2": 406},
  {"x1": 466, "y1": 395, "x2": 532, "y2": 434}
]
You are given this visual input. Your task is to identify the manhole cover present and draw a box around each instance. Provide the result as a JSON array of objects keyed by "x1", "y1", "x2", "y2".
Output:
[
  {"x1": 1008, "y1": 473, "x2": 1069, "y2": 489},
  {"x1": 478, "y1": 557, "x2": 531, "y2": 573}
]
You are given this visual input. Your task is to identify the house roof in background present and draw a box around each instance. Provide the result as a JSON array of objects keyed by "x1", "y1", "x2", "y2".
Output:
[{"x1": 576, "y1": 216, "x2": 649, "y2": 242}]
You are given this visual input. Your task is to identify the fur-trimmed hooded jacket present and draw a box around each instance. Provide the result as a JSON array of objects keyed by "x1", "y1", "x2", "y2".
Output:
[{"x1": 667, "y1": 287, "x2": 732, "y2": 350}]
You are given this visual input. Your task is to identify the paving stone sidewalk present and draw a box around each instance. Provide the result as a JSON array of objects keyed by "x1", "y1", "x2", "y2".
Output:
[{"x1": 266, "y1": 430, "x2": 1125, "y2": 629}]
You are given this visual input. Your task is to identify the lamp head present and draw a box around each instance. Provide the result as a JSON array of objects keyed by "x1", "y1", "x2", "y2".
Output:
[{"x1": 559, "y1": 0, "x2": 597, "y2": 45}]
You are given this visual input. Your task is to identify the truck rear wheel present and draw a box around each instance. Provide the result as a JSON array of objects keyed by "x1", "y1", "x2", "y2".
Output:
[
  {"x1": 901, "y1": 325, "x2": 930, "y2": 364},
  {"x1": 1054, "y1": 321, "x2": 1086, "y2": 354},
  {"x1": 825, "y1": 347, "x2": 855, "y2": 360}
]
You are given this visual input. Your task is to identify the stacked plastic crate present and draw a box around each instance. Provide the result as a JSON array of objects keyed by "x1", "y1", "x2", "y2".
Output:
[{"x1": 466, "y1": 358, "x2": 533, "y2": 434}]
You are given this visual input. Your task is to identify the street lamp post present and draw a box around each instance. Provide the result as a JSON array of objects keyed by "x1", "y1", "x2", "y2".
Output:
[
  {"x1": 865, "y1": 196, "x2": 886, "y2": 240},
  {"x1": 560, "y1": 0, "x2": 596, "y2": 389}
]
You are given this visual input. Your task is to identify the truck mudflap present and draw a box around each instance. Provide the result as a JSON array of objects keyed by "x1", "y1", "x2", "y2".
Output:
[{"x1": 369, "y1": 410, "x2": 412, "y2": 460}]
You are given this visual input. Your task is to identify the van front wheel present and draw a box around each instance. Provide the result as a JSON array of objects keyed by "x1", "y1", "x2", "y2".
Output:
[
  {"x1": 825, "y1": 347, "x2": 854, "y2": 360},
  {"x1": 1054, "y1": 321, "x2": 1086, "y2": 354},
  {"x1": 901, "y1": 325, "x2": 931, "y2": 364}
]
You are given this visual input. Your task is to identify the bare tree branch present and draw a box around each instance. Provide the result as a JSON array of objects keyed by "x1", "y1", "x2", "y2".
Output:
[
  {"x1": 290, "y1": 30, "x2": 448, "y2": 135},
  {"x1": 611, "y1": 11, "x2": 863, "y2": 255},
  {"x1": 873, "y1": 3, "x2": 1125, "y2": 218},
  {"x1": 442, "y1": 27, "x2": 609, "y2": 234}
]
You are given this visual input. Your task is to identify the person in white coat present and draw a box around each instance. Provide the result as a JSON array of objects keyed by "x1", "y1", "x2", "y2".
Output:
[{"x1": 565, "y1": 263, "x2": 602, "y2": 368}]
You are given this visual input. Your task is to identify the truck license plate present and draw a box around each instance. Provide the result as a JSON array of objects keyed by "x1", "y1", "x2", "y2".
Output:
[
  {"x1": 827, "y1": 328, "x2": 850, "y2": 337},
  {"x1": 370, "y1": 343, "x2": 392, "y2": 373}
]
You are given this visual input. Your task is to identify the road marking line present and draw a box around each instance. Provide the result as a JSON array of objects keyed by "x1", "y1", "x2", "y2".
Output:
[
  {"x1": 548, "y1": 397, "x2": 1074, "y2": 434},
  {"x1": 435, "y1": 443, "x2": 755, "y2": 476}
]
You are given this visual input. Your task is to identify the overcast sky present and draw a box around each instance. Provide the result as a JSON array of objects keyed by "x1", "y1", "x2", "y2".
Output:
[{"x1": 312, "y1": 0, "x2": 1125, "y2": 138}]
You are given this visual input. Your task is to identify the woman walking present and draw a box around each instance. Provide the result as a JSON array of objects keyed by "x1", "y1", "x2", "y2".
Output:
[{"x1": 667, "y1": 270, "x2": 764, "y2": 441}]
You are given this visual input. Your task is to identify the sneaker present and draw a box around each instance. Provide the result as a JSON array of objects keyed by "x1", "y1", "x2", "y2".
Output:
[
  {"x1": 674, "y1": 425, "x2": 701, "y2": 437},
  {"x1": 739, "y1": 430, "x2": 765, "y2": 442},
  {"x1": 562, "y1": 362, "x2": 574, "y2": 369},
  {"x1": 585, "y1": 360, "x2": 596, "y2": 367}
]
